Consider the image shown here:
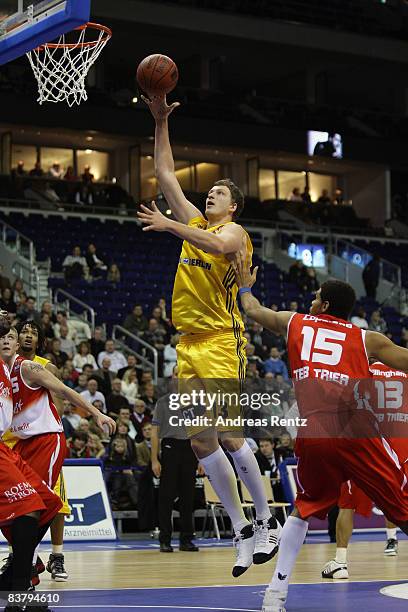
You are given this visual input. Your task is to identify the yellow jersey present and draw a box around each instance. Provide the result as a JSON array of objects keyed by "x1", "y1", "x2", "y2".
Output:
[
  {"x1": 2, "y1": 354, "x2": 50, "y2": 448},
  {"x1": 172, "y1": 216, "x2": 253, "y2": 335}
]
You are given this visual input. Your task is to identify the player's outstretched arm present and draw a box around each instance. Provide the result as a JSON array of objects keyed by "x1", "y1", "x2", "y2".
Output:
[
  {"x1": 21, "y1": 361, "x2": 116, "y2": 435},
  {"x1": 365, "y1": 331, "x2": 408, "y2": 371},
  {"x1": 232, "y1": 252, "x2": 292, "y2": 335},
  {"x1": 142, "y1": 94, "x2": 201, "y2": 224},
  {"x1": 45, "y1": 362, "x2": 64, "y2": 417},
  {"x1": 137, "y1": 202, "x2": 244, "y2": 254}
]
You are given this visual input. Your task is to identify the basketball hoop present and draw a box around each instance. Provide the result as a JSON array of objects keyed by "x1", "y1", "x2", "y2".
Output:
[{"x1": 27, "y1": 22, "x2": 112, "y2": 107}]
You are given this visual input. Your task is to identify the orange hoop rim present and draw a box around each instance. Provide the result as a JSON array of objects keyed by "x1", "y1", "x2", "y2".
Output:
[{"x1": 34, "y1": 22, "x2": 112, "y2": 51}]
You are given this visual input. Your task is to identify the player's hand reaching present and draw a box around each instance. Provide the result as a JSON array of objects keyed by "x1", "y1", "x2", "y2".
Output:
[
  {"x1": 137, "y1": 201, "x2": 169, "y2": 232},
  {"x1": 232, "y1": 251, "x2": 258, "y2": 289},
  {"x1": 95, "y1": 412, "x2": 116, "y2": 436},
  {"x1": 141, "y1": 93, "x2": 180, "y2": 122}
]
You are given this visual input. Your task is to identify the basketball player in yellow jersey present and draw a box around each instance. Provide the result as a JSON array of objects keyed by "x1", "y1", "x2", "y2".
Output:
[
  {"x1": 1, "y1": 321, "x2": 70, "y2": 584},
  {"x1": 140, "y1": 94, "x2": 282, "y2": 574}
]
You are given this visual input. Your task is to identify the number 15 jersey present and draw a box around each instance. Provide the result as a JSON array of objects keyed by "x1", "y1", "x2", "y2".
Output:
[{"x1": 287, "y1": 313, "x2": 371, "y2": 430}]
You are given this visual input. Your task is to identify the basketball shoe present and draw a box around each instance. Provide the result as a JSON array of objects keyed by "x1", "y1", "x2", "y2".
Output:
[
  {"x1": 384, "y1": 538, "x2": 398, "y2": 556},
  {"x1": 321, "y1": 559, "x2": 349, "y2": 579},
  {"x1": 232, "y1": 523, "x2": 255, "y2": 577},
  {"x1": 46, "y1": 553, "x2": 68, "y2": 581},
  {"x1": 253, "y1": 516, "x2": 282, "y2": 564},
  {"x1": 262, "y1": 587, "x2": 287, "y2": 612}
]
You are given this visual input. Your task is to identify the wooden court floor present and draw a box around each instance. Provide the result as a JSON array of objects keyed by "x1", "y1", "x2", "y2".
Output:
[{"x1": 37, "y1": 540, "x2": 408, "y2": 591}]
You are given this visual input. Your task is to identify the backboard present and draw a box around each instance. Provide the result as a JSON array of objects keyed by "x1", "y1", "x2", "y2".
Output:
[{"x1": 0, "y1": 0, "x2": 90, "y2": 65}]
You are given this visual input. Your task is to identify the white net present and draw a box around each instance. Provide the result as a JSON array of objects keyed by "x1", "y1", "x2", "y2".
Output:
[{"x1": 26, "y1": 23, "x2": 111, "y2": 107}]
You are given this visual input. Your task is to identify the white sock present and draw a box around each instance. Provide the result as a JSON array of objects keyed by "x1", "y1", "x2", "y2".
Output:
[
  {"x1": 200, "y1": 446, "x2": 250, "y2": 534},
  {"x1": 335, "y1": 547, "x2": 347, "y2": 564},
  {"x1": 270, "y1": 516, "x2": 308, "y2": 592},
  {"x1": 32, "y1": 545, "x2": 40, "y2": 565},
  {"x1": 386, "y1": 528, "x2": 397, "y2": 540},
  {"x1": 230, "y1": 441, "x2": 271, "y2": 521},
  {"x1": 52, "y1": 544, "x2": 64, "y2": 555}
]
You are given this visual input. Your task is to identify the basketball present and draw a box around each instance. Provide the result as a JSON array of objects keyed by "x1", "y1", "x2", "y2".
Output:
[{"x1": 136, "y1": 54, "x2": 179, "y2": 96}]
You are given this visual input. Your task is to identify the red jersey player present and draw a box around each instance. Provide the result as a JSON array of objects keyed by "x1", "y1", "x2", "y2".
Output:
[
  {"x1": 233, "y1": 252, "x2": 408, "y2": 612},
  {"x1": 0, "y1": 315, "x2": 62, "y2": 611},
  {"x1": 0, "y1": 328, "x2": 115, "y2": 493}
]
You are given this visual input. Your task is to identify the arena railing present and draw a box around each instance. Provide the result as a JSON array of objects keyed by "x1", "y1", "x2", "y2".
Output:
[
  {"x1": 0, "y1": 216, "x2": 36, "y2": 265},
  {"x1": 112, "y1": 325, "x2": 158, "y2": 384},
  {"x1": 12, "y1": 259, "x2": 41, "y2": 305},
  {"x1": 54, "y1": 288, "x2": 96, "y2": 333}
]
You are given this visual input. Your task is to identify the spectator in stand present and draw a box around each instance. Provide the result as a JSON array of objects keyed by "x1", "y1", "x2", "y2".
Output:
[
  {"x1": 58, "y1": 323, "x2": 76, "y2": 359},
  {"x1": 263, "y1": 347, "x2": 289, "y2": 380},
  {"x1": 351, "y1": 306, "x2": 369, "y2": 329},
  {"x1": 123, "y1": 304, "x2": 148, "y2": 336},
  {"x1": 90, "y1": 326, "x2": 105, "y2": 358},
  {"x1": 131, "y1": 399, "x2": 152, "y2": 443},
  {"x1": 115, "y1": 406, "x2": 137, "y2": 439},
  {"x1": 49, "y1": 338, "x2": 68, "y2": 368},
  {"x1": 369, "y1": 310, "x2": 387, "y2": 334},
  {"x1": 73, "y1": 341, "x2": 97, "y2": 372},
  {"x1": 301, "y1": 267, "x2": 319, "y2": 293},
  {"x1": 135, "y1": 423, "x2": 152, "y2": 467},
  {"x1": 61, "y1": 400, "x2": 81, "y2": 438},
  {"x1": 87, "y1": 433, "x2": 105, "y2": 459},
  {"x1": 67, "y1": 431, "x2": 90, "y2": 458},
  {"x1": 117, "y1": 354, "x2": 141, "y2": 379},
  {"x1": 152, "y1": 301, "x2": 173, "y2": 336},
  {"x1": 289, "y1": 260, "x2": 307, "y2": 289},
  {"x1": 80, "y1": 378, "x2": 106, "y2": 414},
  {"x1": 97, "y1": 339, "x2": 127, "y2": 372},
  {"x1": 333, "y1": 188, "x2": 344, "y2": 206},
  {"x1": 121, "y1": 368, "x2": 139, "y2": 405},
  {"x1": 107, "y1": 263, "x2": 121, "y2": 284},
  {"x1": 95, "y1": 357, "x2": 115, "y2": 396},
  {"x1": 105, "y1": 437, "x2": 138, "y2": 510},
  {"x1": 275, "y1": 431, "x2": 295, "y2": 459},
  {"x1": 19, "y1": 295, "x2": 41, "y2": 325},
  {"x1": 301, "y1": 186, "x2": 312, "y2": 205},
  {"x1": 82, "y1": 363, "x2": 94, "y2": 378},
  {"x1": 140, "y1": 381, "x2": 157, "y2": 411},
  {"x1": 62, "y1": 246, "x2": 89, "y2": 283},
  {"x1": 41, "y1": 300, "x2": 57, "y2": 323},
  {"x1": 362, "y1": 254, "x2": 380, "y2": 299},
  {"x1": 29, "y1": 161, "x2": 44, "y2": 177},
  {"x1": 49, "y1": 162, "x2": 64, "y2": 179},
  {"x1": 245, "y1": 343, "x2": 264, "y2": 374},
  {"x1": 0, "y1": 287, "x2": 17, "y2": 316},
  {"x1": 143, "y1": 319, "x2": 166, "y2": 374},
  {"x1": 289, "y1": 301, "x2": 298, "y2": 312},
  {"x1": 11, "y1": 277, "x2": 23, "y2": 302},
  {"x1": 41, "y1": 312, "x2": 55, "y2": 341},
  {"x1": 115, "y1": 420, "x2": 138, "y2": 458},
  {"x1": 86, "y1": 243, "x2": 107, "y2": 278},
  {"x1": 288, "y1": 187, "x2": 302, "y2": 202},
  {"x1": 318, "y1": 189, "x2": 332, "y2": 205},
  {"x1": 106, "y1": 378, "x2": 131, "y2": 419},
  {"x1": 163, "y1": 334, "x2": 179, "y2": 378},
  {"x1": 77, "y1": 418, "x2": 91, "y2": 436},
  {"x1": 255, "y1": 438, "x2": 281, "y2": 478},
  {"x1": 61, "y1": 366, "x2": 76, "y2": 389},
  {"x1": 12, "y1": 160, "x2": 26, "y2": 177},
  {"x1": 75, "y1": 373, "x2": 88, "y2": 393},
  {"x1": 64, "y1": 166, "x2": 77, "y2": 181},
  {"x1": 79, "y1": 165, "x2": 94, "y2": 205}
]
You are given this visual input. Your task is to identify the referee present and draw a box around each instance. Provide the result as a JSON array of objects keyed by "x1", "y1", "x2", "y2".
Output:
[{"x1": 151, "y1": 365, "x2": 199, "y2": 552}]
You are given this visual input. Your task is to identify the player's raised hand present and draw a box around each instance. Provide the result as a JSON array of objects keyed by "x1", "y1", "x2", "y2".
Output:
[
  {"x1": 95, "y1": 412, "x2": 116, "y2": 436},
  {"x1": 232, "y1": 251, "x2": 258, "y2": 289},
  {"x1": 137, "y1": 201, "x2": 169, "y2": 232},
  {"x1": 141, "y1": 93, "x2": 180, "y2": 121}
]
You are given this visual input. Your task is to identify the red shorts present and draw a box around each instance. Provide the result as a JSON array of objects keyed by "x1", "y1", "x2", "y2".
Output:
[
  {"x1": 0, "y1": 443, "x2": 62, "y2": 528},
  {"x1": 14, "y1": 432, "x2": 67, "y2": 489},
  {"x1": 338, "y1": 481, "x2": 372, "y2": 518},
  {"x1": 295, "y1": 436, "x2": 408, "y2": 524}
]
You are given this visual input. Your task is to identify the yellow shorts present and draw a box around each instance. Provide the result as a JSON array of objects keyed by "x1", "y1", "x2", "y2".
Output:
[
  {"x1": 176, "y1": 330, "x2": 247, "y2": 437},
  {"x1": 2, "y1": 433, "x2": 70, "y2": 515},
  {"x1": 54, "y1": 471, "x2": 71, "y2": 515}
]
